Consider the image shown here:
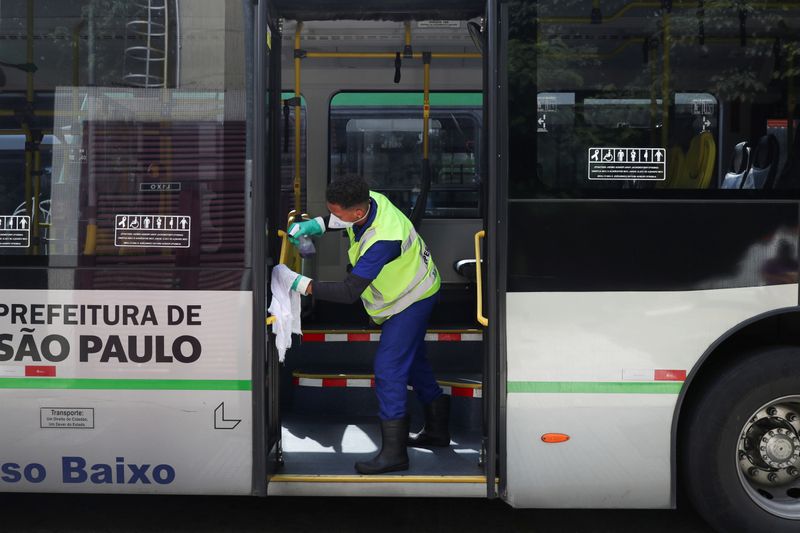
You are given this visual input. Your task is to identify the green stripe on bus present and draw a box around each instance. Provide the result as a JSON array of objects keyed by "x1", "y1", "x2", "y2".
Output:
[
  {"x1": 507, "y1": 381, "x2": 683, "y2": 394},
  {"x1": 331, "y1": 92, "x2": 482, "y2": 107},
  {"x1": 0, "y1": 378, "x2": 252, "y2": 391}
]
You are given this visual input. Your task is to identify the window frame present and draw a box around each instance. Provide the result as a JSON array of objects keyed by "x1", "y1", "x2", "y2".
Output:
[
  {"x1": 327, "y1": 90, "x2": 484, "y2": 219},
  {"x1": 509, "y1": 2, "x2": 800, "y2": 201}
]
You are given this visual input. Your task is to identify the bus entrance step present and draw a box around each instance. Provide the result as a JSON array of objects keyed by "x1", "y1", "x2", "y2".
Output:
[
  {"x1": 292, "y1": 371, "x2": 482, "y2": 397},
  {"x1": 284, "y1": 336, "x2": 482, "y2": 378},
  {"x1": 300, "y1": 329, "x2": 483, "y2": 343},
  {"x1": 289, "y1": 372, "x2": 482, "y2": 429},
  {"x1": 277, "y1": 413, "x2": 483, "y2": 479}
]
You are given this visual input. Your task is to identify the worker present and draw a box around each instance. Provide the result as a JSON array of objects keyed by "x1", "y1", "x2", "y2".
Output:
[{"x1": 283, "y1": 176, "x2": 451, "y2": 474}]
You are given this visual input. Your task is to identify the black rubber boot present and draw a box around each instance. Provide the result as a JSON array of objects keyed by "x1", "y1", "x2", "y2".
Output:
[
  {"x1": 408, "y1": 394, "x2": 451, "y2": 447},
  {"x1": 355, "y1": 417, "x2": 410, "y2": 475}
]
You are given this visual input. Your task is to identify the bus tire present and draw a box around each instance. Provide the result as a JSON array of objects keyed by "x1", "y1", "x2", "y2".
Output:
[{"x1": 681, "y1": 345, "x2": 800, "y2": 533}]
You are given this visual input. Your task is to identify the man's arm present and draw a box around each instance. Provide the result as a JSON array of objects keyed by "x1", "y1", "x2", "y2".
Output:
[
  {"x1": 310, "y1": 240, "x2": 401, "y2": 303},
  {"x1": 308, "y1": 272, "x2": 370, "y2": 303}
]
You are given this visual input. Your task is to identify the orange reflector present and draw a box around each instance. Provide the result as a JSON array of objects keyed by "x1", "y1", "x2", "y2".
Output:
[{"x1": 541, "y1": 433, "x2": 570, "y2": 444}]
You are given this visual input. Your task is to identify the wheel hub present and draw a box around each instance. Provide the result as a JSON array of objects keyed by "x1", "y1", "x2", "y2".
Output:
[
  {"x1": 736, "y1": 396, "x2": 800, "y2": 520},
  {"x1": 760, "y1": 429, "x2": 800, "y2": 469},
  {"x1": 739, "y1": 402, "x2": 800, "y2": 486}
]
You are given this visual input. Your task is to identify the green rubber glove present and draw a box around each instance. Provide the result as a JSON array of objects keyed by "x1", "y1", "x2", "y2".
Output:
[
  {"x1": 287, "y1": 216, "x2": 325, "y2": 246},
  {"x1": 289, "y1": 271, "x2": 312, "y2": 296}
]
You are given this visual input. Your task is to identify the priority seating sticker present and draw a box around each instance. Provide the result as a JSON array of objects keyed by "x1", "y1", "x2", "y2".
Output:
[
  {"x1": 114, "y1": 214, "x2": 190, "y2": 248},
  {"x1": 0, "y1": 216, "x2": 30, "y2": 248},
  {"x1": 588, "y1": 147, "x2": 666, "y2": 181}
]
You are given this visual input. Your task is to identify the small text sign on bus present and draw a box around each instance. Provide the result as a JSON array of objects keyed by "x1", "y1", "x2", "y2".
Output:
[
  {"x1": 139, "y1": 182, "x2": 182, "y2": 193},
  {"x1": 40, "y1": 407, "x2": 95, "y2": 430},
  {"x1": 587, "y1": 147, "x2": 666, "y2": 181},
  {"x1": 417, "y1": 20, "x2": 461, "y2": 28},
  {"x1": 0, "y1": 215, "x2": 31, "y2": 248},
  {"x1": 114, "y1": 214, "x2": 191, "y2": 248}
]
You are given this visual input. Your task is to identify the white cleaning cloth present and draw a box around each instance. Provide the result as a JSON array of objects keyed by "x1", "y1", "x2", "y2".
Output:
[{"x1": 268, "y1": 264, "x2": 302, "y2": 362}]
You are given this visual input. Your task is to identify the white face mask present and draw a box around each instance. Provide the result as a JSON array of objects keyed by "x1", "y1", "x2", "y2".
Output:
[{"x1": 328, "y1": 204, "x2": 370, "y2": 229}]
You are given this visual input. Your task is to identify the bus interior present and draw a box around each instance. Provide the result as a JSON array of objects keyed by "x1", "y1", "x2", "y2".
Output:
[{"x1": 270, "y1": 11, "x2": 488, "y2": 481}]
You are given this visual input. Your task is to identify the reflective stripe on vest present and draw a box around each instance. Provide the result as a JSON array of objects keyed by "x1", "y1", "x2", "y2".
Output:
[
  {"x1": 358, "y1": 225, "x2": 417, "y2": 257},
  {"x1": 364, "y1": 257, "x2": 438, "y2": 318},
  {"x1": 357, "y1": 226, "x2": 378, "y2": 256},
  {"x1": 401, "y1": 228, "x2": 418, "y2": 253}
]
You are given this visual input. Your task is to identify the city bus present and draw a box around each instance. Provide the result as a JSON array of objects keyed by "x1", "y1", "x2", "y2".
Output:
[{"x1": 0, "y1": 1, "x2": 799, "y2": 532}]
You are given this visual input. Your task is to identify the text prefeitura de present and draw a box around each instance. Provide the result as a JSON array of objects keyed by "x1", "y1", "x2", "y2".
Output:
[{"x1": 0, "y1": 304, "x2": 202, "y2": 326}]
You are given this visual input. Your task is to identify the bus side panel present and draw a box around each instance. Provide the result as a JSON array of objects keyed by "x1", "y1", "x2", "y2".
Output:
[
  {"x1": 502, "y1": 200, "x2": 800, "y2": 508},
  {"x1": 0, "y1": 288, "x2": 253, "y2": 495},
  {"x1": 504, "y1": 285, "x2": 797, "y2": 508}
]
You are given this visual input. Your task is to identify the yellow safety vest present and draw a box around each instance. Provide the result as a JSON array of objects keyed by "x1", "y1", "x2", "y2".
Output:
[{"x1": 347, "y1": 191, "x2": 440, "y2": 324}]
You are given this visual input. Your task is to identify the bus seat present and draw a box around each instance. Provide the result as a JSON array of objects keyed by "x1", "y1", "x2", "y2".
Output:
[
  {"x1": 742, "y1": 134, "x2": 780, "y2": 189},
  {"x1": 671, "y1": 132, "x2": 716, "y2": 189},
  {"x1": 720, "y1": 141, "x2": 751, "y2": 189},
  {"x1": 695, "y1": 132, "x2": 717, "y2": 188}
]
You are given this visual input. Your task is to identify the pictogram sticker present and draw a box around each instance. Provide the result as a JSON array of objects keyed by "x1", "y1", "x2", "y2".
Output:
[
  {"x1": 0, "y1": 216, "x2": 30, "y2": 247},
  {"x1": 588, "y1": 147, "x2": 666, "y2": 181},
  {"x1": 115, "y1": 214, "x2": 190, "y2": 248}
]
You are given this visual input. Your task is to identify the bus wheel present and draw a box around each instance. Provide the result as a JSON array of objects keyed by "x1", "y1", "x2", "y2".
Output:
[{"x1": 682, "y1": 346, "x2": 800, "y2": 533}]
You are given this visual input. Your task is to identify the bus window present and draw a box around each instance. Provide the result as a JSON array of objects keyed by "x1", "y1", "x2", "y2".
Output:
[
  {"x1": 0, "y1": 1, "x2": 249, "y2": 281},
  {"x1": 329, "y1": 91, "x2": 482, "y2": 218},
  {"x1": 509, "y1": 2, "x2": 799, "y2": 196}
]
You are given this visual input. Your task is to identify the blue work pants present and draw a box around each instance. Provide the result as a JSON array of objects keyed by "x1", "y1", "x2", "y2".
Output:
[{"x1": 374, "y1": 294, "x2": 443, "y2": 420}]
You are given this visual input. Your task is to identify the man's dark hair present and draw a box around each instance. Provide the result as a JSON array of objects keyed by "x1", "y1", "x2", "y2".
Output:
[{"x1": 326, "y1": 176, "x2": 370, "y2": 209}]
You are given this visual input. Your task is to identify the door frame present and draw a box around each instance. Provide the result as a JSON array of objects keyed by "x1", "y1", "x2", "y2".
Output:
[
  {"x1": 484, "y1": 0, "x2": 508, "y2": 498},
  {"x1": 265, "y1": 0, "x2": 284, "y2": 479},
  {"x1": 484, "y1": 0, "x2": 509, "y2": 499},
  {"x1": 251, "y1": 0, "x2": 282, "y2": 496},
  {"x1": 254, "y1": 0, "x2": 506, "y2": 495}
]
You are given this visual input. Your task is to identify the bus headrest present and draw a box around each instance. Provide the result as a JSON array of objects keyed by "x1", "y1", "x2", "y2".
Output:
[
  {"x1": 753, "y1": 134, "x2": 779, "y2": 169},
  {"x1": 731, "y1": 141, "x2": 751, "y2": 174},
  {"x1": 742, "y1": 134, "x2": 780, "y2": 189}
]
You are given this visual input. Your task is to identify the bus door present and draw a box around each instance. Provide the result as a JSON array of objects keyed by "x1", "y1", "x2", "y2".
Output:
[
  {"x1": 260, "y1": 0, "x2": 284, "y2": 485},
  {"x1": 263, "y1": 8, "x2": 488, "y2": 491}
]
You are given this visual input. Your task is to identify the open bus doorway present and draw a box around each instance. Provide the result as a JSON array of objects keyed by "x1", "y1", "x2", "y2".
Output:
[{"x1": 264, "y1": 7, "x2": 491, "y2": 494}]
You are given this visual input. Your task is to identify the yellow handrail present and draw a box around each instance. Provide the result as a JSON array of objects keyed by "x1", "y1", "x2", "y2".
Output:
[
  {"x1": 304, "y1": 52, "x2": 480, "y2": 59},
  {"x1": 267, "y1": 229, "x2": 290, "y2": 328},
  {"x1": 268, "y1": 212, "x2": 310, "y2": 328},
  {"x1": 282, "y1": 210, "x2": 309, "y2": 268},
  {"x1": 277, "y1": 229, "x2": 289, "y2": 265},
  {"x1": 423, "y1": 54, "x2": 430, "y2": 160},
  {"x1": 294, "y1": 23, "x2": 304, "y2": 213},
  {"x1": 474, "y1": 230, "x2": 488, "y2": 327}
]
